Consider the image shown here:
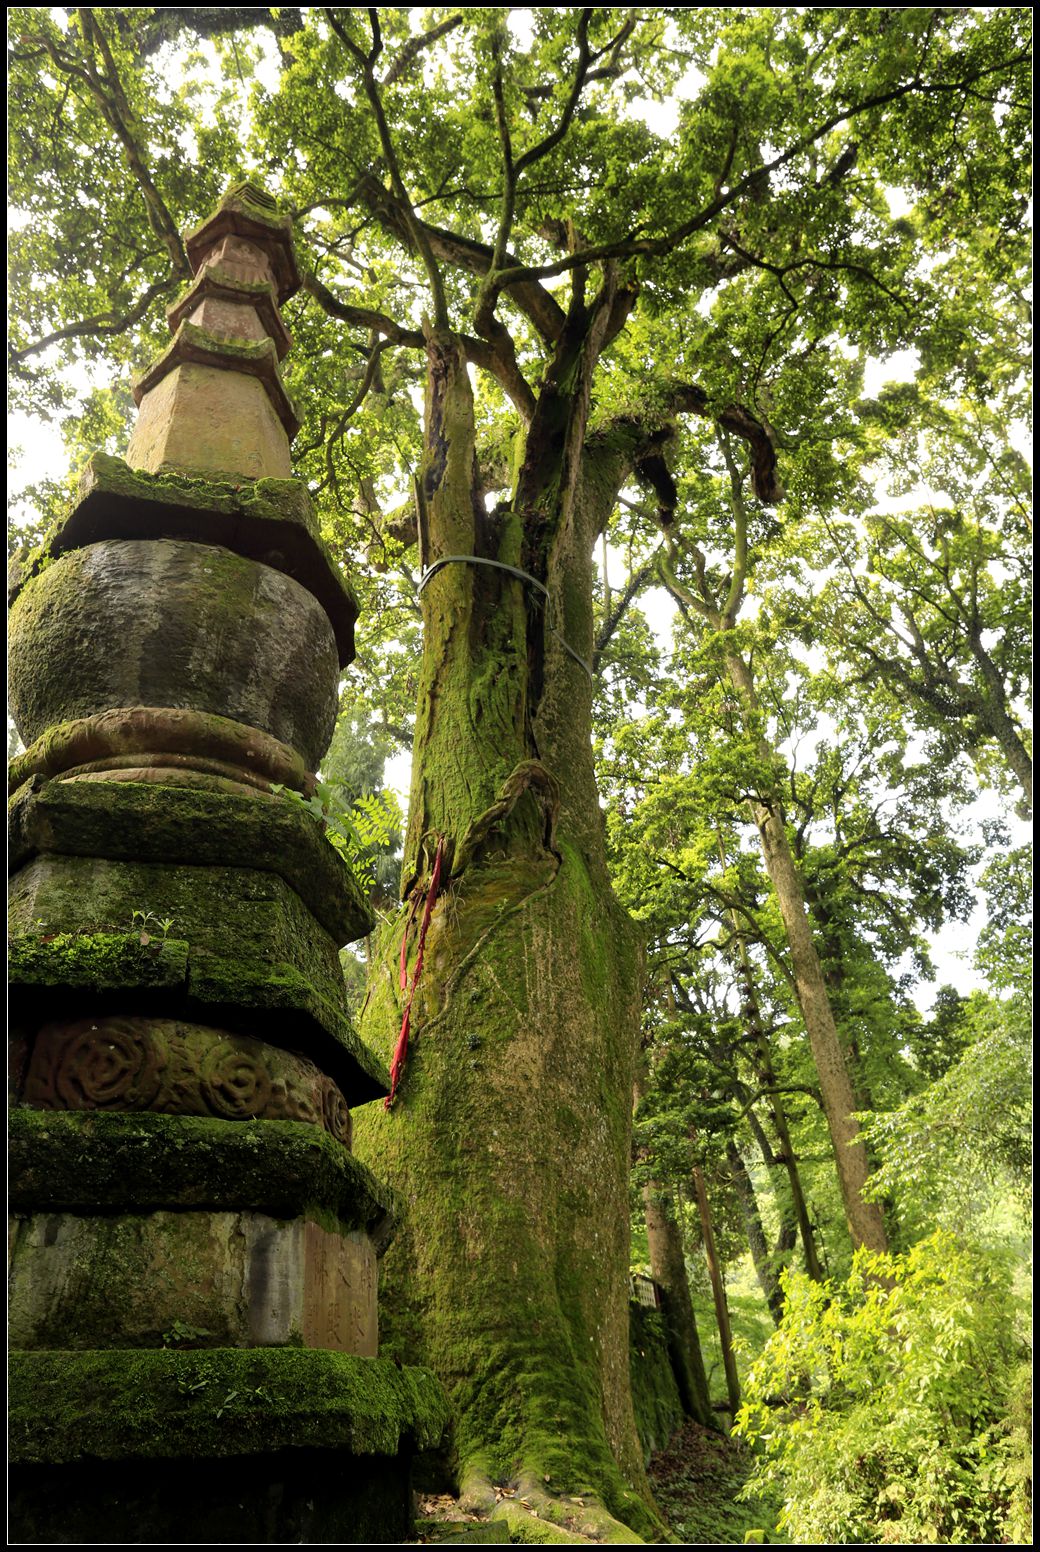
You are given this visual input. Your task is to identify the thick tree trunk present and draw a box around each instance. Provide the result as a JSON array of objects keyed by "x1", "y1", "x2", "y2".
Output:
[
  {"x1": 641, "y1": 1183, "x2": 716, "y2": 1430},
  {"x1": 691, "y1": 1165, "x2": 741, "y2": 1419},
  {"x1": 354, "y1": 329, "x2": 661, "y2": 1539},
  {"x1": 725, "y1": 650, "x2": 888, "y2": 1256}
]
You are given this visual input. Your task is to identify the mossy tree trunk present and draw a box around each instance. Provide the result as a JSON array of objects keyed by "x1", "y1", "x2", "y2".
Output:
[
  {"x1": 354, "y1": 306, "x2": 663, "y2": 1539},
  {"x1": 641, "y1": 1182, "x2": 716, "y2": 1431}
]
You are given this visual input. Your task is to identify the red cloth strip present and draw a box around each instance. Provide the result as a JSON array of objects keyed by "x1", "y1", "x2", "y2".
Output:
[{"x1": 386, "y1": 837, "x2": 445, "y2": 1109}]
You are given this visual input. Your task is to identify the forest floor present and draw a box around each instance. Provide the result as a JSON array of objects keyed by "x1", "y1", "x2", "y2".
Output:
[
  {"x1": 410, "y1": 1422, "x2": 784, "y2": 1545},
  {"x1": 647, "y1": 1417, "x2": 785, "y2": 1545}
]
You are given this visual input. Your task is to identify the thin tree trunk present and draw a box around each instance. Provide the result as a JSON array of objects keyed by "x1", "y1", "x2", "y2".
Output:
[
  {"x1": 633, "y1": 1059, "x2": 716, "y2": 1430},
  {"x1": 726, "y1": 1141, "x2": 783, "y2": 1323},
  {"x1": 725, "y1": 650, "x2": 888, "y2": 1255},
  {"x1": 691, "y1": 1164, "x2": 740, "y2": 1418},
  {"x1": 642, "y1": 1184, "x2": 717, "y2": 1430},
  {"x1": 743, "y1": 1100, "x2": 822, "y2": 1284},
  {"x1": 717, "y1": 830, "x2": 826, "y2": 1283},
  {"x1": 969, "y1": 628, "x2": 1033, "y2": 813}
]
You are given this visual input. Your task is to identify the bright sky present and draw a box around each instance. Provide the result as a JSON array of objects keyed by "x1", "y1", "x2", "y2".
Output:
[{"x1": 8, "y1": 12, "x2": 1030, "y2": 1016}]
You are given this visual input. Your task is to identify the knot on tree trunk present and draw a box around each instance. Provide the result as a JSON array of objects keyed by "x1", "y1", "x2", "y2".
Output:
[{"x1": 451, "y1": 759, "x2": 561, "y2": 877}]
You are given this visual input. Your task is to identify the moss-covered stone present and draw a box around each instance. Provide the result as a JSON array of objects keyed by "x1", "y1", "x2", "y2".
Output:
[
  {"x1": 6, "y1": 452, "x2": 357, "y2": 665},
  {"x1": 10, "y1": 1206, "x2": 378, "y2": 1354},
  {"x1": 9, "y1": 1109, "x2": 394, "y2": 1236},
  {"x1": 10, "y1": 1448, "x2": 413, "y2": 1545},
  {"x1": 628, "y1": 1305, "x2": 685, "y2": 1464},
  {"x1": 9, "y1": 777, "x2": 375, "y2": 944},
  {"x1": 167, "y1": 266, "x2": 289, "y2": 351},
  {"x1": 8, "y1": 931, "x2": 189, "y2": 992},
  {"x1": 184, "y1": 179, "x2": 300, "y2": 303},
  {"x1": 8, "y1": 861, "x2": 387, "y2": 1100},
  {"x1": 8, "y1": 1346, "x2": 449, "y2": 1462},
  {"x1": 9, "y1": 706, "x2": 311, "y2": 797},
  {"x1": 7, "y1": 540, "x2": 339, "y2": 766}
]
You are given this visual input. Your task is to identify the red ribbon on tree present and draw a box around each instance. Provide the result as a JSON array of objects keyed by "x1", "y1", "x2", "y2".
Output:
[{"x1": 386, "y1": 836, "x2": 446, "y2": 1110}]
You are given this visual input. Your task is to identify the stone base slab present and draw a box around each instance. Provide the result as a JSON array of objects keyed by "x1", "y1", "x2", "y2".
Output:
[{"x1": 9, "y1": 1347, "x2": 449, "y2": 1544}]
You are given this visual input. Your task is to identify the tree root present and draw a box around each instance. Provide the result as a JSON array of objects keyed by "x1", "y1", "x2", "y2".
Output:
[{"x1": 459, "y1": 1467, "x2": 652, "y2": 1545}]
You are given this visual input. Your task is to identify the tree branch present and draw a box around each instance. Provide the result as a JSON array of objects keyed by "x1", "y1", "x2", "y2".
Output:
[
  {"x1": 9, "y1": 276, "x2": 177, "y2": 365},
  {"x1": 382, "y1": 13, "x2": 465, "y2": 87},
  {"x1": 326, "y1": 8, "x2": 450, "y2": 327}
]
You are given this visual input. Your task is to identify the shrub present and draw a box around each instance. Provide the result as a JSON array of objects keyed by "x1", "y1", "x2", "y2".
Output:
[{"x1": 734, "y1": 1231, "x2": 1031, "y2": 1544}]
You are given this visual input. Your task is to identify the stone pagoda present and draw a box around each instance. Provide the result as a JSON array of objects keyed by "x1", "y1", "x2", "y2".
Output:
[{"x1": 8, "y1": 181, "x2": 446, "y2": 1544}]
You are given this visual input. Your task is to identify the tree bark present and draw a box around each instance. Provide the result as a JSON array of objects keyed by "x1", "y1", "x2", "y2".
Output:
[
  {"x1": 725, "y1": 650, "x2": 888, "y2": 1255},
  {"x1": 691, "y1": 1165, "x2": 741, "y2": 1419},
  {"x1": 720, "y1": 874, "x2": 826, "y2": 1286},
  {"x1": 641, "y1": 1183, "x2": 716, "y2": 1430},
  {"x1": 633, "y1": 1057, "x2": 716, "y2": 1431},
  {"x1": 726, "y1": 1141, "x2": 783, "y2": 1323},
  {"x1": 353, "y1": 325, "x2": 661, "y2": 1538}
]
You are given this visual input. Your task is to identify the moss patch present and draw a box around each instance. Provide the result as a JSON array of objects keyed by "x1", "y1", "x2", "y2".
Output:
[
  {"x1": 8, "y1": 931, "x2": 188, "y2": 992},
  {"x1": 10, "y1": 775, "x2": 374, "y2": 943},
  {"x1": 9, "y1": 1109, "x2": 394, "y2": 1236},
  {"x1": 9, "y1": 1347, "x2": 449, "y2": 1464},
  {"x1": 628, "y1": 1305, "x2": 685, "y2": 1464}
]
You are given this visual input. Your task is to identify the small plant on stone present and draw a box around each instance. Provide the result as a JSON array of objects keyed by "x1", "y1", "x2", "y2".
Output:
[
  {"x1": 162, "y1": 1319, "x2": 212, "y2": 1348},
  {"x1": 215, "y1": 1385, "x2": 275, "y2": 1418},
  {"x1": 129, "y1": 909, "x2": 176, "y2": 943},
  {"x1": 270, "y1": 779, "x2": 400, "y2": 890}
]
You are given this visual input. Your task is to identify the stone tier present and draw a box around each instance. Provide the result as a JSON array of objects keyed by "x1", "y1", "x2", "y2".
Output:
[
  {"x1": 9, "y1": 538, "x2": 338, "y2": 770},
  {"x1": 9, "y1": 708, "x2": 315, "y2": 801},
  {"x1": 127, "y1": 329, "x2": 298, "y2": 481},
  {"x1": 9, "y1": 1347, "x2": 448, "y2": 1545},
  {"x1": 8, "y1": 454, "x2": 358, "y2": 667},
  {"x1": 9, "y1": 1110, "x2": 393, "y2": 1354},
  {"x1": 9, "y1": 780, "x2": 385, "y2": 1106},
  {"x1": 183, "y1": 182, "x2": 301, "y2": 304},
  {"x1": 167, "y1": 267, "x2": 292, "y2": 360}
]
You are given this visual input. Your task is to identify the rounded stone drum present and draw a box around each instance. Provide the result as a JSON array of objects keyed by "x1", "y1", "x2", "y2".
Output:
[{"x1": 7, "y1": 538, "x2": 339, "y2": 771}]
